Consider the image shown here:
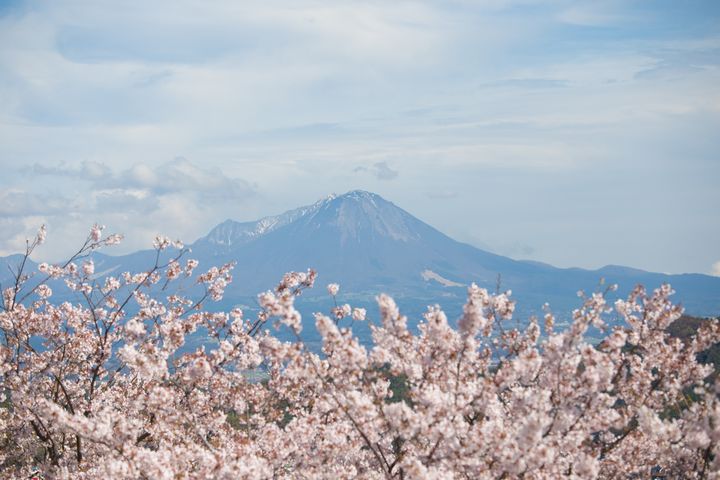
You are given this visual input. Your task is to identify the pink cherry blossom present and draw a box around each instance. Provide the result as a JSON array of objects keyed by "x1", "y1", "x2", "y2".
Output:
[
  {"x1": 0, "y1": 227, "x2": 717, "y2": 480},
  {"x1": 90, "y1": 224, "x2": 103, "y2": 242}
]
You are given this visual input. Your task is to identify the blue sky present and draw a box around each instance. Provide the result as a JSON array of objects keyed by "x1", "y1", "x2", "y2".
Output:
[{"x1": 0, "y1": 0, "x2": 718, "y2": 275}]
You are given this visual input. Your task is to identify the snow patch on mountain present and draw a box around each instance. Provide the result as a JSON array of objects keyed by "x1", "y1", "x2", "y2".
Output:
[{"x1": 421, "y1": 269, "x2": 464, "y2": 287}]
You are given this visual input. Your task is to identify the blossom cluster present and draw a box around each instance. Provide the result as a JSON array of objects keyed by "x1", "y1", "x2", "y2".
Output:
[{"x1": 0, "y1": 226, "x2": 718, "y2": 479}]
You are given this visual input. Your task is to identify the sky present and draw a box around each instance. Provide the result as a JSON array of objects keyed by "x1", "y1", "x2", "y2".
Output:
[{"x1": 0, "y1": 0, "x2": 718, "y2": 275}]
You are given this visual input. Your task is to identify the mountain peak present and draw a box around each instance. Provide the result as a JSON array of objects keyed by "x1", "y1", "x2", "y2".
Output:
[
  {"x1": 326, "y1": 190, "x2": 390, "y2": 212},
  {"x1": 323, "y1": 190, "x2": 384, "y2": 206},
  {"x1": 337, "y1": 190, "x2": 382, "y2": 200},
  {"x1": 305, "y1": 190, "x2": 420, "y2": 243}
]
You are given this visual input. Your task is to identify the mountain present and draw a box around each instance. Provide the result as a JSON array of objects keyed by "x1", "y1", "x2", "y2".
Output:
[
  {"x1": 187, "y1": 191, "x2": 539, "y2": 298},
  {"x1": 2, "y1": 191, "x2": 719, "y2": 324},
  {"x1": 187, "y1": 190, "x2": 718, "y2": 318}
]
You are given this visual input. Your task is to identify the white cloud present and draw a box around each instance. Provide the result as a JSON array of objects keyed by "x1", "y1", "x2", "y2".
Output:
[
  {"x1": 0, "y1": 189, "x2": 71, "y2": 217},
  {"x1": 30, "y1": 157, "x2": 256, "y2": 201},
  {"x1": 0, "y1": 215, "x2": 49, "y2": 257},
  {"x1": 712, "y1": 261, "x2": 720, "y2": 277},
  {"x1": 373, "y1": 161, "x2": 398, "y2": 180},
  {"x1": 1, "y1": 158, "x2": 258, "y2": 260},
  {"x1": 32, "y1": 160, "x2": 111, "y2": 178},
  {"x1": 355, "y1": 161, "x2": 399, "y2": 180}
]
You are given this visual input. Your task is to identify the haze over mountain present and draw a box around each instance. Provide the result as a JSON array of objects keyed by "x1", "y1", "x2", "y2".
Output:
[{"x1": 2, "y1": 191, "x2": 719, "y2": 322}]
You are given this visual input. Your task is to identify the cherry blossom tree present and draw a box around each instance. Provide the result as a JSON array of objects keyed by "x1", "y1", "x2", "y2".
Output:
[{"x1": 1, "y1": 226, "x2": 718, "y2": 479}]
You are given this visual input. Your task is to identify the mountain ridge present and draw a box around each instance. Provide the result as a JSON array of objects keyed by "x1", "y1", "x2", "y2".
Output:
[
  {"x1": 197, "y1": 193, "x2": 340, "y2": 249},
  {"x1": 1, "y1": 190, "x2": 719, "y2": 318}
]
